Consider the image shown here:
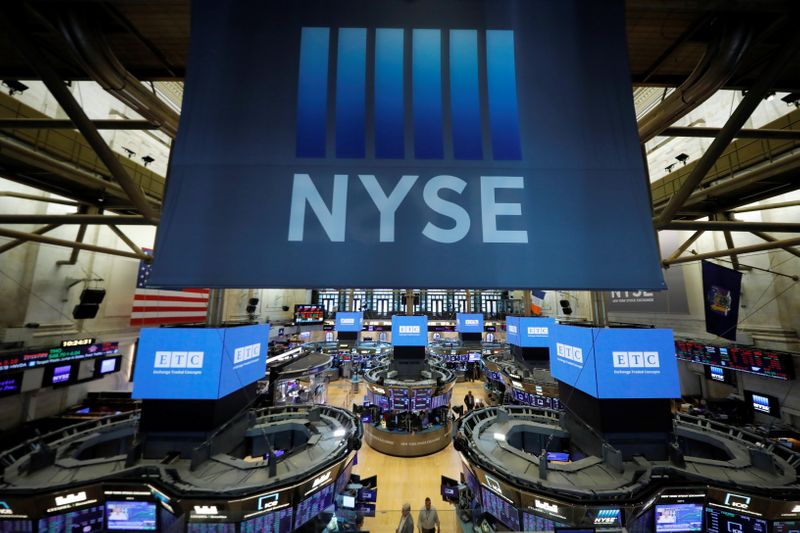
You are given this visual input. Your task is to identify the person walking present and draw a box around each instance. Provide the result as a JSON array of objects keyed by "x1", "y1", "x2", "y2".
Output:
[
  {"x1": 418, "y1": 497, "x2": 440, "y2": 533},
  {"x1": 464, "y1": 390, "x2": 475, "y2": 411},
  {"x1": 397, "y1": 502, "x2": 414, "y2": 533}
]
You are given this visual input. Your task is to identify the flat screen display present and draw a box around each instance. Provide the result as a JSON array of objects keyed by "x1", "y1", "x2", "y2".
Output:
[
  {"x1": 51, "y1": 365, "x2": 72, "y2": 385},
  {"x1": 463, "y1": 467, "x2": 480, "y2": 499},
  {"x1": 481, "y1": 487, "x2": 520, "y2": 531},
  {"x1": 773, "y1": 521, "x2": 800, "y2": 533},
  {"x1": 391, "y1": 389, "x2": 409, "y2": 411},
  {"x1": 468, "y1": 352, "x2": 482, "y2": 362},
  {"x1": 341, "y1": 495, "x2": 356, "y2": 509},
  {"x1": 294, "y1": 305, "x2": 324, "y2": 324},
  {"x1": 99, "y1": 358, "x2": 119, "y2": 375},
  {"x1": 358, "y1": 489, "x2": 377, "y2": 502},
  {"x1": 355, "y1": 503, "x2": 376, "y2": 517},
  {"x1": 294, "y1": 483, "x2": 335, "y2": 529},
  {"x1": 38, "y1": 505, "x2": 104, "y2": 533},
  {"x1": 523, "y1": 512, "x2": 558, "y2": 532},
  {"x1": 186, "y1": 523, "x2": 236, "y2": 533},
  {"x1": 106, "y1": 501, "x2": 157, "y2": 531},
  {"x1": 0, "y1": 373, "x2": 22, "y2": 398},
  {"x1": 704, "y1": 508, "x2": 767, "y2": 533},
  {"x1": 745, "y1": 390, "x2": 781, "y2": 418},
  {"x1": 412, "y1": 389, "x2": 432, "y2": 411},
  {"x1": 334, "y1": 459, "x2": 354, "y2": 496},
  {"x1": 546, "y1": 452, "x2": 570, "y2": 462},
  {"x1": 360, "y1": 413, "x2": 372, "y2": 423},
  {"x1": 655, "y1": 504, "x2": 703, "y2": 532},
  {"x1": 0, "y1": 520, "x2": 33, "y2": 532},
  {"x1": 240, "y1": 508, "x2": 293, "y2": 533},
  {"x1": 675, "y1": 340, "x2": 794, "y2": 380},
  {"x1": 0, "y1": 342, "x2": 119, "y2": 375}
]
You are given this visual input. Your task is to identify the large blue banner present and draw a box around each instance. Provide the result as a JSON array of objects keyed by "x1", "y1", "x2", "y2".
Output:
[
  {"x1": 335, "y1": 311, "x2": 364, "y2": 332},
  {"x1": 505, "y1": 316, "x2": 520, "y2": 346},
  {"x1": 517, "y1": 317, "x2": 556, "y2": 348},
  {"x1": 149, "y1": 0, "x2": 664, "y2": 290},
  {"x1": 549, "y1": 325, "x2": 680, "y2": 399},
  {"x1": 702, "y1": 260, "x2": 742, "y2": 341},
  {"x1": 391, "y1": 315, "x2": 428, "y2": 346},
  {"x1": 133, "y1": 324, "x2": 269, "y2": 400},
  {"x1": 456, "y1": 313, "x2": 484, "y2": 333}
]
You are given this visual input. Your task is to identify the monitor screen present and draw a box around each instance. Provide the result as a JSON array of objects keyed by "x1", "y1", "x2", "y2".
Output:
[
  {"x1": 523, "y1": 512, "x2": 558, "y2": 532},
  {"x1": 186, "y1": 523, "x2": 236, "y2": 533},
  {"x1": 481, "y1": 487, "x2": 520, "y2": 531},
  {"x1": 240, "y1": 508, "x2": 293, "y2": 533},
  {"x1": 555, "y1": 529, "x2": 594, "y2": 533},
  {"x1": 391, "y1": 389, "x2": 409, "y2": 411},
  {"x1": 99, "y1": 358, "x2": 119, "y2": 375},
  {"x1": 655, "y1": 504, "x2": 703, "y2": 532},
  {"x1": 0, "y1": 520, "x2": 33, "y2": 532},
  {"x1": 341, "y1": 495, "x2": 356, "y2": 509},
  {"x1": 38, "y1": 505, "x2": 104, "y2": 533},
  {"x1": 361, "y1": 413, "x2": 372, "y2": 424},
  {"x1": 294, "y1": 305, "x2": 324, "y2": 324},
  {"x1": 51, "y1": 364, "x2": 72, "y2": 385},
  {"x1": 106, "y1": 501, "x2": 157, "y2": 531},
  {"x1": 355, "y1": 503, "x2": 376, "y2": 517},
  {"x1": 358, "y1": 488, "x2": 377, "y2": 502},
  {"x1": 0, "y1": 373, "x2": 23, "y2": 398},
  {"x1": 773, "y1": 522, "x2": 800, "y2": 533},
  {"x1": 546, "y1": 452, "x2": 570, "y2": 462},
  {"x1": 294, "y1": 483, "x2": 335, "y2": 529},
  {"x1": 592, "y1": 509, "x2": 622, "y2": 527},
  {"x1": 704, "y1": 508, "x2": 766, "y2": 533},
  {"x1": 463, "y1": 467, "x2": 480, "y2": 499},
  {"x1": 745, "y1": 390, "x2": 780, "y2": 418},
  {"x1": 468, "y1": 352, "x2": 482, "y2": 362}
]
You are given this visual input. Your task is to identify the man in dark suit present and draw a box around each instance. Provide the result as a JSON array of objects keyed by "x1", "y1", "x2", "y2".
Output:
[{"x1": 464, "y1": 391, "x2": 475, "y2": 411}]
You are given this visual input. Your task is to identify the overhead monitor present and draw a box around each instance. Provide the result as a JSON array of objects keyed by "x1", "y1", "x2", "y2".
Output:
[
  {"x1": 655, "y1": 504, "x2": 704, "y2": 532},
  {"x1": 335, "y1": 312, "x2": 363, "y2": 332},
  {"x1": 294, "y1": 304, "x2": 325, "y2": 324},
  {"x1": 456, "y1": 313, "x2": 484, "y2": 333},
  {"x1": 704, "y1": 508, "x2": 767, "y2": 533},
  {"x1": 105, "y1": 501, "x2": 157, "y2": 531},
  {"x1": 745, "y1": 390, "x2": 781, "y2": 418}
]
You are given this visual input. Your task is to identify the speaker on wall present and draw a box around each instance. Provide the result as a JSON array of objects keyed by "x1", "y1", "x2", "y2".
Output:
[
  {"x1": 80, "y1": 289, "x2": 106, "y2": 304},
  {"x1": 72, "y1": 288, "x2": 106, "y2": 319},
  {"x1": 559, "y1": 299, "x2": 572, "y2": 316},
  {"x1": 246, "y1": 297, "x2": 259, "y2": 314}
]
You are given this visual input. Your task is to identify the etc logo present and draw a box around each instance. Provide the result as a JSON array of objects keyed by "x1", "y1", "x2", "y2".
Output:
[
  {"x1": 398, "y1": 325, "x2": 421, "y2": 335},
  {"x1": 556, "y1": 343, "x2": 583, "y2": 364},
  {"x1": 612, "y1": 351, "x2": 660, "y2": 368},
  {"x1": 154, "y1": 351, "x2": 204, "y2": 369},
  {"x1": 526, "y1": 327, "x2": 548, "y2": 336},
  {"x1": 339, "y1": 318, "x2": 356, "y2": 325},
  {"x1": 296, "y1": 27, "x2": 521, "y2": 161},
  {"x1": 724, "y1": 493, "x2": 751, "y2": 510},
  {"x1": 233, "y1": 343, "x2": 261, "y2": 364},
  {"x1": 507, "y1": 324, "x2": 518, "y2": 335},
  {"x1": 464, "y1": 319, "x2": 480, "y2": 326}
]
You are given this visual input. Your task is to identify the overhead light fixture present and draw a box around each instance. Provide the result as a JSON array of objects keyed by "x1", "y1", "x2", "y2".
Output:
[
  {"x1": 2, "y1": 80, "x2": 29, "y2": 96},
  {"x1": 765, "y1": 92, "x2": 776, "y2": 101},
  {"x1": 122, "y1": 147, "x2": 136, "y2": 158},
  {"x1": 664, "y1": 163, "x2": 676, "y2": 173},
  {"x1": 141, "y1": 155, "x2": 155, "y2": 167},
  {"x1": 675, "y1": 153, "x2": 689, "y2": 165}
]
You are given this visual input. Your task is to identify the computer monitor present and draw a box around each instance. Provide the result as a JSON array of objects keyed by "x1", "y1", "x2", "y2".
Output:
[{"x1": 342, "y1": 495, "x2": 356, "y2": 509}]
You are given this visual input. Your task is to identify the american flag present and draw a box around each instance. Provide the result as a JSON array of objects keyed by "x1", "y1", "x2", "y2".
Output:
[{"x1": 130, "y1": 250, "x2": 209, "y2": 326}]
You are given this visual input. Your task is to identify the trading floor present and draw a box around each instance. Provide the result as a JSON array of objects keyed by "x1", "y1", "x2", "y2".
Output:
[{"x1": 327, "y1": 379, "x2": 484, "y2": 532}]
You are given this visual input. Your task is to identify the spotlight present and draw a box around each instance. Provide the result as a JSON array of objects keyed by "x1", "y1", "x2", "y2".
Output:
[
  {"x1": 122, "y1": 147, "x2": 136, "y2": 158},
  {"x1": 675, "y1": 153, "x2": 689, "y2": 165},
  {"x1": 664, "y1": 163, "x2": 677, "y2": 173},
  {"x1": 2, "y1": 80, "x2": 29, "y2": 96},
  {"x1": 781, "y1": 92, "x2": 800, "y2": 108},
  {"x1": 141, "y1": 155, "x2": 155, "y2": 167},
  {"x1": 765, "y1": 92, "x2": 776, "y2": 102}
]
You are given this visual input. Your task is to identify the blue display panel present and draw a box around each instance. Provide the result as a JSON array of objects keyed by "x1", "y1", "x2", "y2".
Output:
[
  {"x1": 38, "y1": 505, "x2": 104, "y2": 533},
  {"x1": 517, "y1": 317, "x2": 555, "y2": 348},
  {"x1": 550, "y1": 325, "x2": 680, "y2": 399},
  {"x1": 412, "y1": 389, "x2": 432, "y2": 410},
  {"x1": 105, "y1": 501, "x2": 156, "y2": 531},
  {"x1": 240, "y1": 508, "x2": 293, "y2": 533},
  {"x1": 335, "y1": 312, "x2": 363, "y2": 332},
  {"x1": 186, "y1": 523, "x2": 236, "y2": 533},
  {"x1": 456, "y1": 313, "x2": 484, "y2": 333},
  {"x1": 132, "y1": 324, "x2": 269, "y2": 400},
  {"x1": 0, "y1": 521, "x2": 33, "y2": 532},
  {"x1": 505, "y1": 316, "x2": 520, "y2": 346},
  {"x1": 391, "y1": 316, "x2": 428, "y2": 346},
  {"x1": 481, "y1": 487, "x2": 520, "y2": 531},
  {"x1": 549, "y1": 324, "x2": 597, "y2": 397},
  {"x1": 704, "y1": 508, "x2": 766, "y2": 533},
  {"x1": 294, "y1": 483, "x2": 335, "y2": 530},
  {"x1": 655, "y1": 504, "x2": 703, "y2": 532},
  {"x1": 523, "y1": 512, "x2": 558, "y2": 532},
  {"x1": 391, "y1": 389, "x2": 409, "y2": 411}
]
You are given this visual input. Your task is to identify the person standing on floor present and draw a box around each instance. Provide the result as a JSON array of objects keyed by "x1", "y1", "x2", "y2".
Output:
[
  {"x1": 397, "y1": 502, "x2": 414, "y2": 533},
  {"x1": 464, "y1": 390, "x2": 475, "y2": 411},
  {"x1": 418, "y1": 497, "x2": 440, "y2": 533}
]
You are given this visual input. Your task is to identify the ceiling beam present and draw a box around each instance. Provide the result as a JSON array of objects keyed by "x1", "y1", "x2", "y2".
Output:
[
  {"x1": 730, "y1": 199, "x2": 800, "y2": 213},
  {"x1": 0, "y1": 119, "x2": 158, "y2": 130},
  {"x1": 660, "y1": 126, "x2": 800, "y2": 140},
  {"x1": 0, "y1": 226, "x2": 151, "y2": 261},
  {"x1": 662, "y1": 220, "x2": 800, "y2": 232},
  {"x1": 662, "y1": 236, "x2": 800, "y2": 266},
  {"x1": 0, "y1": 214, "x2": 155, "y2": 225}
]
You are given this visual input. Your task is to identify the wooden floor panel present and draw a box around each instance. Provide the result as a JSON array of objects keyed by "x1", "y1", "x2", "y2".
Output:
[{"x1": 327, "y1": 378, "x2": 488, "y2": 532}]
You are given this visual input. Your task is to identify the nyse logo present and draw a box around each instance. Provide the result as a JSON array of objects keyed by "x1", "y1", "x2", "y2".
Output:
[
  {"x1": 154, "y1": 351, "x2": 204, "y2": 369},
  {"x1": 464, "y1": 319, "x2": 480, "y2": 326},
  {"x1": 507, "y1": 325, "x2": 518, "y2": 335},
  {"x1": 556, "y1": 343, "x2": 583, "y2": 364},
  {"x1": 527, "y1": 327, "x2": 548, "y2": 336},
  {"x1": 535, "y1": 499, "x2": 559, "y2": 514},
  {"x1": 612, "y1": 351, "x2": 660, "y2": 368},
  {"x1": 339, "y1": 318, "x2": 356, "y2": 325},
  {"x1": 724, "y1": 493, "x2": 751, "y2": 510},
  {"x1": 54, "y1": 492, "x2": 87, "y2": 506},
  {"x1": 398, "y1": 325, "x2": 420, "y2": 334},
  {"x1": 233, "y1": 343, "x2": 261, "y2": 364},
  {"x1": 312, "y1": 471, "x2": 332, "y2": 489}
]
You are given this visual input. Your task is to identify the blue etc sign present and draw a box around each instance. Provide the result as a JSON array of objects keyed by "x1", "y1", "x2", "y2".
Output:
[
  {"x1": 516, "y1": 317, "x2": 555, "y2": 348},
  {"x1": 456, "y1": 313, "x2": 484, "y2": 333},
  {"x1": 549, "y1": 325, "x2": 680, "y2": 399},
  {"x1": 149, "y1": 0, "x2": 664, "y2": 291},
  {"x1": 505, "y1": 315, "x2": 521, "y2": 346},
  {"x1": 132, "y1": 324, "x2": 270, "y2": 400},
  {"x1": 335, "y1": 311, "x2": 364, "y2": 332},
  {"x1": 391, "y1": 315, "x2": 428, "y2": 346}
]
